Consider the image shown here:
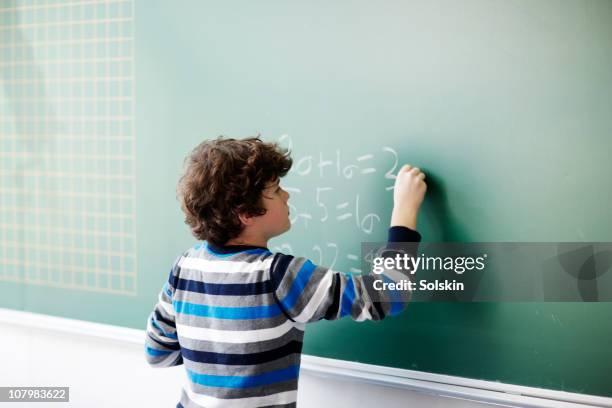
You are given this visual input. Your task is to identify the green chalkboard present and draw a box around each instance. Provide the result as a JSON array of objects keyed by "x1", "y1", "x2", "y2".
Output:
[{"x1": 1, "y1": 0, "x2": 611, "y2": 398}]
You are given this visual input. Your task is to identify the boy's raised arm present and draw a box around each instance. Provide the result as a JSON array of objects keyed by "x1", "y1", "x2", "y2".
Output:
[
  {"x1": 270, "y1": 226, "x2": 421, "y2": 323},
  {"x1": 270, "y1": 164, "x2": 427, "y2": 324}
]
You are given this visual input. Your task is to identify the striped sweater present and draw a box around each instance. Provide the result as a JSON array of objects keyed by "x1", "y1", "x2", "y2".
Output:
[{"x1": 145, "y1": 226, "x2": 421, "y2": 408}]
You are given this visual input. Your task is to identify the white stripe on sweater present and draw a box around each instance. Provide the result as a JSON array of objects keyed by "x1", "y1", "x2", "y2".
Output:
[
  {"x1": 176, "y1": 320, "x2": 301, "y2": 343},
  {"x1": 354, "y1": 277, "x2": 374, "y2": 322},
  {"x1": 158, "y1": 292, "x2": 175, "y2": 316},
  {"x1": 355, "y1": 305, "x2": 373, "y2": 322},
  {"x1": 293, "y1": 270, "x2": 334, "y2": 323},
  {"x1": 179, "y1": 256, "x2": 273, "y2": 275},
  {"x1": 382, "y1": 268, "x2": 411, "y2": 284}
]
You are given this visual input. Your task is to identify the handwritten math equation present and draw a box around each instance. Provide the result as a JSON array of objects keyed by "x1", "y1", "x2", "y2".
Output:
[{"x1": 271, "y1": 134, "x2": 400, "y2": 273}]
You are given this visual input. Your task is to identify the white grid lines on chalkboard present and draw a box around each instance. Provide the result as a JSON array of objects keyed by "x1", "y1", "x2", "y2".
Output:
[{"x1": 0, "y1": 0, "x2": 136, "y2": 295}]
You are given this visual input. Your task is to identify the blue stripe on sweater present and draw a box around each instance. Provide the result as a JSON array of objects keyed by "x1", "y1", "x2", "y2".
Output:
[
  {"x1": 173, "y1": 300, "x2": 283, "y2": 319},
  {"x1": 163, "y1": 282, "x2": 173, "y2": 297},
  {"x1": 278, "y1": 260, "x2": 316, "y2": 311},
  {"x1": 382, "y1": 274, "x2": 404, "y2": 316},
  {"x1": 145, "y1": 345, "x2": 172, "y2": 357},
  {"x1": 339, "y1": 275, "x2": 356, "y2": 317},
  {"x1": 186, "y1": 365, "x2": 300, "y2": 388},
  {"x1": 151, "y1": 318, "x2": 178, "y2": 340}
]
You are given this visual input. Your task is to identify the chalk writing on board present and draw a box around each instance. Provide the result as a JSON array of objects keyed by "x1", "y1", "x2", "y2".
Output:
[{"x1": 272, "y1": 134, "x2": 400, "y2": 274}]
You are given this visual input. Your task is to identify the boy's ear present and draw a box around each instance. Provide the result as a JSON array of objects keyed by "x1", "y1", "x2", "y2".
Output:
[{"x1": 238, "y1": 213, "x2": 254, "y2": 227}]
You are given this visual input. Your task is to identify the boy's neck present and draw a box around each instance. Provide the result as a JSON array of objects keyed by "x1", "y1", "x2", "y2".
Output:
[{"x1": 225, "y1": 235, "x2": 268, "y2": 248}]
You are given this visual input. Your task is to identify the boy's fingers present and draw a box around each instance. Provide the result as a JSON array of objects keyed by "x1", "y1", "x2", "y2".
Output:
[
  {"x1": 409, "y1": 167, "x2": 421, "y2": 175},
  {"x1": 399, "y1": 164, "x2": 412, "y2": 173},
  {"x1": 417, "y1": 172, "x2": 426, "y2": 180}
]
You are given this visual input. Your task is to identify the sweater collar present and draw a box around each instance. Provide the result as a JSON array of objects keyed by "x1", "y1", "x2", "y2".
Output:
[{"x1": 206, "y1": 242, "x2": 269, "y2": 255}]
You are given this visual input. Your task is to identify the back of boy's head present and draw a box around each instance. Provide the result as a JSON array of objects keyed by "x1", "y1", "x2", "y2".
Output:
[{"x1": 177, "y1": 136, "x2": 292, "y2": 246}]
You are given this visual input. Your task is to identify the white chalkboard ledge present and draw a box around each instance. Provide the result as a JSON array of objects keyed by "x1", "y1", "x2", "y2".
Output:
[{"x1": 0, "y1": 308, "x2": 610, "y2": 408}]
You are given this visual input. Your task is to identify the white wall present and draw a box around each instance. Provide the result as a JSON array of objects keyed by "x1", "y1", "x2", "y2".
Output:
[
  {"x1": 0, "y1": 322, "x2": 491, "y2": 408},
  {"x1": 1, "y1": 312, "x2": 608, "y2": 408}
]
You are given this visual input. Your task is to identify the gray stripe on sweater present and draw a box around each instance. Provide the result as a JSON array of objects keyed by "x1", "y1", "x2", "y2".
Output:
[
  {"x1": 189, "y1": 377, "x2": 299, "y2": 400},
  {"x1": 174, "y1": 291, "x2": 279, "y2": 307}
]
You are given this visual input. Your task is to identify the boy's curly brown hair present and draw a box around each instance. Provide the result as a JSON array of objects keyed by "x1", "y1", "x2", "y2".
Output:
[{"x1": 176, "y1": 136, "x2": 292, "y2": 246}]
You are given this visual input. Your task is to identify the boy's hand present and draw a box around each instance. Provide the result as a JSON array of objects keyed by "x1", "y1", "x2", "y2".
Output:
[{"x1": 391, "y1": 164, "x2": 427, "y2": 230}]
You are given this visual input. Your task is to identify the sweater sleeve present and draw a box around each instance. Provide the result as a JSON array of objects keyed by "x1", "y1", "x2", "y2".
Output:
[
  {"x1": 270, "y1": 227, "x2": 421, "y2": 323},
  {"x1": 145, "y1": 256, "x2": 183, "y2": 368}
]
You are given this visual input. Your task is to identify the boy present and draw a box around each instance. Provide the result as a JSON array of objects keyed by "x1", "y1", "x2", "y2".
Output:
[{"x1": 145, "y1": 137, "x2": 426, "y2": 408}]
